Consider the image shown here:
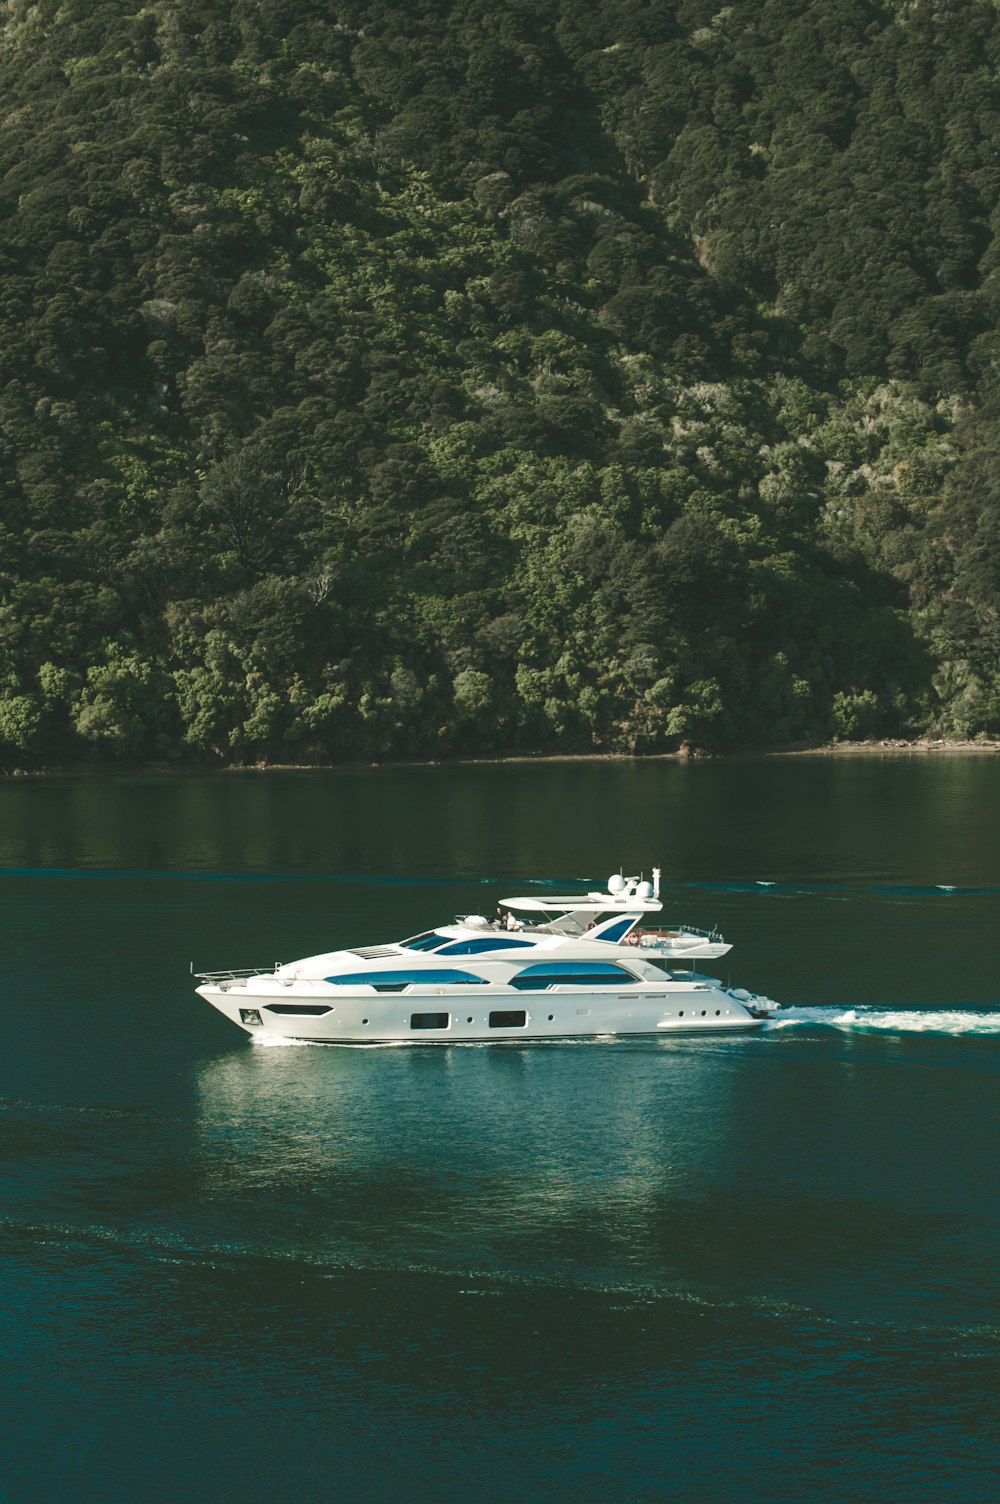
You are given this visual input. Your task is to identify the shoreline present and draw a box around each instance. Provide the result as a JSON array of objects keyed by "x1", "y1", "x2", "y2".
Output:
[
  {"x1": 772, "y1": 737, "x2": 1000, "y2": 757},
  {"x1": 3, "y1": 737, "x2": 1000, "y2": 779}
]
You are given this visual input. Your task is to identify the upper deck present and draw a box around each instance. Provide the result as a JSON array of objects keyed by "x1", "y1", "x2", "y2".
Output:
[{"x1": 263, "y1": 870, "x2": 730, "y2": 981}]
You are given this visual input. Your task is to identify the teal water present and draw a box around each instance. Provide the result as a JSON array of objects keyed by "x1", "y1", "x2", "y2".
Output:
[{"x1": 2, "y1": 758, "x2": 999, "y2": 1502}]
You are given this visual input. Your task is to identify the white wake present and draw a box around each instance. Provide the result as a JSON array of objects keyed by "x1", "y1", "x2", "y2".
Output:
[{"x1": 771, "y1": 1006, "x2": 1000, "y2": 1036}]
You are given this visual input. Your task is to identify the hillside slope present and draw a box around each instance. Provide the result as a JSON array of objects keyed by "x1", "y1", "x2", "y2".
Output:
[{"x1": 1, "y1": 0, "x2": 998, "y2": 763}]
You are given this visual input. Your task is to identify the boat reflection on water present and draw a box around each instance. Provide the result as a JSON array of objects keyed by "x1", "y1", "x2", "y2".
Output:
[{"x1": 189, "y1": 1034, "x2": 756, "y2": 1287}]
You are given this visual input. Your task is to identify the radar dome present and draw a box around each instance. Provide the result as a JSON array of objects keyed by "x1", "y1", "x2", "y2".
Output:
[
  {"x1": 607, "y1": 874, "x2": 626, "y2": 894},
  {"x1": 636, "y1": 881, "x2": 653, "y2": 900}
]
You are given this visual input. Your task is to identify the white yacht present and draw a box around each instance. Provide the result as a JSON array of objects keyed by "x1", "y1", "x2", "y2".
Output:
[{"x1": 194, "y1": 868, "x2": 779, "y2": 1044}]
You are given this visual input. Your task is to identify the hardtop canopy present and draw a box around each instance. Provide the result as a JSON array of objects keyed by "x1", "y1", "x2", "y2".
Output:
[{"x1": 500, "y1": 870, "x2": 662, "y2": 915}]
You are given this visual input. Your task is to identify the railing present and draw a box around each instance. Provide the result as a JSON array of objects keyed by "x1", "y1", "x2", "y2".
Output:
[
  {"x1": 190, "y1": 965, "x2": 279, "y2": 983},
  {"x1": 631, "y1": 924, "x2": 722, "y2": 945}
]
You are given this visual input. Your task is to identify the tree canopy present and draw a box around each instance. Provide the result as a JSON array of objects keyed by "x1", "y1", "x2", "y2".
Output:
[{"x1": 1, "y1": 0, "x2": 999, "y2": 764}]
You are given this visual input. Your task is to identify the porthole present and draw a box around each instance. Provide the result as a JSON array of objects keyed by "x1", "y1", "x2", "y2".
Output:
[
  {"x1": 466, "y1": 1016, "x2": 473, "y2": 1023},
  {"x1": 678, "y1": 1010, "x2": 684, "y2": 1017},
  {"x1": 715, "y1": 1010, "x2": 720, "y2": 1016},
  {"x1": 701, "y1": 1010, "x2": 707, "y2": 1016},
  {"x1": 362, "y1": 1018, "x2": 369, "y2": 1024},
  {"x1": 547, "y1": 1014, "x2": 554, "y2": 1021}
]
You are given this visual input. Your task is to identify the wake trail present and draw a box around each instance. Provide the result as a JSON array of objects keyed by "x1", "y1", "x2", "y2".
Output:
[{"x1": 771, "y1": 1005, "x2": 1000, "y2": 1036}]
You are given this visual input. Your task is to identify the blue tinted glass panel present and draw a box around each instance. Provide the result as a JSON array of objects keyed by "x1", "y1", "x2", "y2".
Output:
[
  {"x1": 437, "y1": 937, "x2": 534, "y2": 956},
  {"x1": 510, "y1": 961, "x2": 636, "y2": 991},
  {"x1": 593, "y1": 917, "x2": 639, "y2": 943},
  {"x1": 325, "y1": 969, "x2": 486, "y2": 990},
  {"x1": 400, "y1": 932, "x2": 450, "y2": 951}
]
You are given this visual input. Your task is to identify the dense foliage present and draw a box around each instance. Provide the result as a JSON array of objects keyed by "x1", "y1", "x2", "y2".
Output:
[{"x1": 1, "y1": 0, "x2": 1000, "y2": 764}]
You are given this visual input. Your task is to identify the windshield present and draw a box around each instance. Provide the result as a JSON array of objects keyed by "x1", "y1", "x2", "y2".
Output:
[{"x1": 399, "y1": 931, "x2": 450, "y2": 952}]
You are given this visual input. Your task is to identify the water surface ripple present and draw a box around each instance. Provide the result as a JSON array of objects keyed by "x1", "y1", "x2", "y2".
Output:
[{"x1": 2, "y1": 759, "x2": 999, "y2": 1503}]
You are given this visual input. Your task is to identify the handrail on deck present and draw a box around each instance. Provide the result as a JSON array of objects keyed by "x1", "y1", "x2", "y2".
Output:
[
  {"x1": 190, "y1": 964, "x2": 279, "y2": 982},
  {"x1": 633, "y1": 923, "x2": 722, "y2": 944}
]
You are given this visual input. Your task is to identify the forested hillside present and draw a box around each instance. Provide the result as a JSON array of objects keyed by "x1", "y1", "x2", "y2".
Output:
[{"x1": 2, "y1": 0, "x2": 1000, "y2": 764}]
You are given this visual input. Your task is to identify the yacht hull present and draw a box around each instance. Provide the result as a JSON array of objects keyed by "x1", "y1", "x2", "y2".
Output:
[{"x1": 196, "y1": 981, "x2": 766, "y2": 1043}]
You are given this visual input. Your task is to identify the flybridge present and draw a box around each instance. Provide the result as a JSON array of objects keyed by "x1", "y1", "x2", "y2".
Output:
[{"x1": 499, "y1": 868, "x2": 663, "y2": 914}]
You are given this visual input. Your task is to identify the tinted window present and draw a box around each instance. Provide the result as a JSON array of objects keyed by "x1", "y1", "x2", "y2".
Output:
[
  {"x1": 410, "y1": 1012, "x2": 450, "y2": 1030},
  {"x1": 262, "y1": 1004, "x2": 333, "y2": 1016},
  {"x1": 593, "y1": 916, "x2": 639, "y2": 943},
  {"x1": 510, "y1": 962, "x2": 637, "y2": 990},
  {"x1": 436, "y1": 937, "x2": 535, "y2": 956},
  {"x1": 488, "y1": 1010, "x2": 527, "y2": 1028},
  {"x1": 325, "y1": 969, "x2": 486, "y2": 990},
  {"x1": 400, "y1": 931, "x2": 450, "y2": 952}
]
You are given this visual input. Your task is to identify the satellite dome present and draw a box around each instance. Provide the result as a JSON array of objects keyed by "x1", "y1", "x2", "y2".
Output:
[
  {"x1": 608, "y1": 874, "x2": 626, "y2": 894},
  {"x1": 636, "y1": 881, "x2": 653, "y2": 900}
]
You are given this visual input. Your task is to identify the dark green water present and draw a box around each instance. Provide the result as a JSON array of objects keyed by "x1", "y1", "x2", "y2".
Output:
[{"x1": 2, "y1": 758, "x2": 999, "y2": 1502}]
